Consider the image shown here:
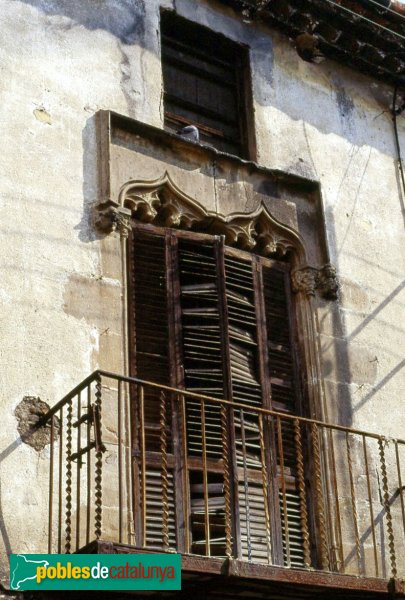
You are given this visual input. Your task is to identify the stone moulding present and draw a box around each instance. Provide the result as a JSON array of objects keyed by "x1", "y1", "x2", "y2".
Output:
[{"x1": 94, "y1": 171, "x2": 338, "y2": 300}]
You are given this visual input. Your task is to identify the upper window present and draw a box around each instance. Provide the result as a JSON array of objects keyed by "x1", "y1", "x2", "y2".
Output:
[{"x1": 161, "y1": 10, "x2": 254, "y2": 158}]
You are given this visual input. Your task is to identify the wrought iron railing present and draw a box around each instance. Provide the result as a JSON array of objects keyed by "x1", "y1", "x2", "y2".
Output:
[{"x1": 38, "y1": 370, "x2": 405, "y2": 579}]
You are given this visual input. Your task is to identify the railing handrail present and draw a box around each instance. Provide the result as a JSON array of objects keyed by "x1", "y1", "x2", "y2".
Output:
[
  {"x1": 43, "y1": 368, "x2": 405, "y2": 578},
  {"x1": 37, "y1": 369, "x2": 405, "y2": 445}
]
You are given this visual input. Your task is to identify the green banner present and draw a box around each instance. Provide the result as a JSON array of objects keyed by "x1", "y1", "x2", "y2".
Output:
[{"x1": 10, "y1": 553, "x2": 181, "y2": 591}]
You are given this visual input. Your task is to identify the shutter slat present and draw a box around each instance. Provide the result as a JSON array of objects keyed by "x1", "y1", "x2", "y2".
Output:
[{"x1": 145, "y1": 470, "x2": 177, "y2": 549}]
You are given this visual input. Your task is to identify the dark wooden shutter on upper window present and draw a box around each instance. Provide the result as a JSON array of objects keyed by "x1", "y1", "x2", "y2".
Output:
[
  {"x1": 161, "y1": 10, "x2": 251, "y2": 158},
  {"x1": 129, "y1": 225, "x2": 307, "y2": 564}
]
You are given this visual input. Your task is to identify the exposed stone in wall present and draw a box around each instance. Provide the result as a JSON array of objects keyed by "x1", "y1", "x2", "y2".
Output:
[{"x1": 14, "y1": 397, "x2": 60, "y2": 451}]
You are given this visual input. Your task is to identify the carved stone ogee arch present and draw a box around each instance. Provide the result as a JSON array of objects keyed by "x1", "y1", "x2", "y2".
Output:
[
  {"x1": 95, "y1": 171, "x2": 338, "y2": 300},
  {"x1": 120, "y1": 173, "x2": 307, "y2": 265}
]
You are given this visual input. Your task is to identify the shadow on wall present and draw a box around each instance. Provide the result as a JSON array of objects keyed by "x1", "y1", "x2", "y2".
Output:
[
  {"x1": 10, "y1": 0, "x2": 160, "y2": 119},
  {"x1": 319, "y1": 207, "x2": 353, "y2": 427},
  {"x1": 12, "y1": 0, "x2": 151, "y2": 47},
  {"x1": 322, "y1": 205, "x2": 405, "y2": 428},
  {"x1": 75, "y1": 116, "x2": 101, "y2": 244}
]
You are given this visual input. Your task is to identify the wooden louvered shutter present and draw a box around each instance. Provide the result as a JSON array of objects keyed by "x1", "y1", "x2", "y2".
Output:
[
  {"x1": 130, "y1": 229, "x2": 233, "y2": 556},
  {"x1": 178, "y1": 236, "x2": 232, "y2": 557},
  {"x1": 130, "y1": 230, "x2": 169, "y2": 451},
  {"x1": 129, "y1": 227, "x2": 178, "y2": 549},
  {"x1": 222, "y1": 251, "x2": 275, "y2": 562},
  {"x1": 262, "y1": 263, "x2": 307, "y2": 567},
  {"x1": 129, "y1": 225, "x2": 308, "y2": 565}
]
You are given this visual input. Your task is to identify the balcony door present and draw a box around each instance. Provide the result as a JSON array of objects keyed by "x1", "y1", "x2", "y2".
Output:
[{"x1": 128, "y1": 223, "x2": 309, "y2": 566}]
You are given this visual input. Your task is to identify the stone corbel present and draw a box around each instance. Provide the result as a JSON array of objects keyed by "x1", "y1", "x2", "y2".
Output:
[
  {"x1": 291, "y1": 267, "x2": 318, "y2": 297},
  {"x1": 291, "y1": 264, "x2": 339, "y2": 300},
  {"x1": 94, "y1": 200, "x2": 132, "y2": 237},
  {"x1": 317, "y1": 263, "x2": 339, "y2": 300}
]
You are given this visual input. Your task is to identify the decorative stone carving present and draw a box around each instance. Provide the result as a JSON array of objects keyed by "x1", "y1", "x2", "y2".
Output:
[
  {"x1": 117, "y1": 172, "x2": 307, "y2": 262},
  {"x1": 317, "y1": 263, "x2": 339, "y2": 300},
  {"x1": 94, "y1": 201, "x2": 132, "y2": 237},
  {"x1": 291, "y1": 267, "x2": 318, "y2": 296},
  {"x1": 291, "y1": 264, "x2": 339, "y2": 299}
]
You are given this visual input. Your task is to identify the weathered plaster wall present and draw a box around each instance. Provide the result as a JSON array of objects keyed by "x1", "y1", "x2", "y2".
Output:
[{"x1": 0, "y1": 0, "x2": 404, "y2": 584}]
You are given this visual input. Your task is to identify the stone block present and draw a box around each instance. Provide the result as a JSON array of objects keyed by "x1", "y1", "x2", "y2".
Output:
[
  {"x1": 98, "y1": 331, "x2": 125, "y2": 376},
  {"x1": 99, "y1": 233, "x2": 122, "y2": 280},
  {"x1": 319, "y1": 334, "x2": 378, "y2": 386},
  {"x1": 63, "y1": 274, "x2": 123, "y2": 333},
  {"x1": 316, "y1": 300, "x2": 346, "y2": 338},
  {"x1": 339, "y1": 278, "x2": 371, "y2": 313}
]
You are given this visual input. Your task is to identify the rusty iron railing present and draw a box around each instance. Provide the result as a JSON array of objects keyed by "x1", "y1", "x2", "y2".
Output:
[{"x1": 39, "y1": 370, "x2": 405, "y2": 579}]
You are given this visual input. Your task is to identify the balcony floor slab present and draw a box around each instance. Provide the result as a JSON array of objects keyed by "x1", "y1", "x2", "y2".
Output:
[{"x1": 66, "y1": 539, "x2": 402, "y2": 599}]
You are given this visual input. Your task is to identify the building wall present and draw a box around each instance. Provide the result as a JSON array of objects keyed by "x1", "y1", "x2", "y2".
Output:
[{"x1": 0, "y1": 0, "x2": 404, "y2": 583}]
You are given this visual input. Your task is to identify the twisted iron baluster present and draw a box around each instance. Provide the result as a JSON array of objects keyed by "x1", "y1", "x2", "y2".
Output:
[
  {"x1": 394, "y1": 441, "x2": 405, "y2": 537},
  {"x1": 181, "y1": 395, "x2": 190, "y2": 553},
  {"x1": 221, "y1": 405, "x2": 233, "y2": 558},
  {"x1": 160, "y1": 392, "x2": 169, "y2": 550},
  {"x1": 329, "y1": 429, "x2": 344, "y2": 572},
  {"x1": 378, "y1": 438, "x2": 397, "y2": 578},
  {"x1": 294, "y1": 419, "x2": 311, "y2": 568},
  {"x1": 94, "y1": 376, "x2": 103, "y2": 540},
  {"x1": 201, "y1": 400, "x2": 210, "y2": 556},
  {"x1": 362, "y1": 435, "x2": 379, "y2": 577},
  {"x1": 240, "y1": 409, "x2": 252, "y2": 562},
  {"x1": 65, "y1": 400, "x2": 73, "y2": 553},
  {"x1": 311, "y1": 422, "x2": 328, "y2": 569},
  {"x1": 139, "y1": 386, "x2": 146, "y2": 547},
  {"x1": 346, "y1": 432, "x2": 362, "y2": 574},
  {"x1": 258, "y1": 415, "x2": 272, "y2": 563}
]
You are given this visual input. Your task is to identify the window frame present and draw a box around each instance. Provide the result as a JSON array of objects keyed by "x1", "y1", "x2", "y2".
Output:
[{"x1": 160, "y1": 9, "x2": 257, "y2": 160}]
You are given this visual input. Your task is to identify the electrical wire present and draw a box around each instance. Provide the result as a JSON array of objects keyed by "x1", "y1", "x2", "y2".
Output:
[
  {"x1": 363, "y1": 0, "x2": 405, "y2": 22},
  {"x1": 259, "y1": 0, "x2": 405, "y2": 43},
  {"x1": 323, "y1": 0, "x2": 405, "y2": 41},
  {"x1": 392, "y1": 85, "x2": 405, "y2": 202}
]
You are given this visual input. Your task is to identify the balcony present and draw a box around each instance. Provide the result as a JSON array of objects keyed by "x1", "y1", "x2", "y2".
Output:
[{"x1": 38, "y1": 371, "x2": 405, "y2": 598}]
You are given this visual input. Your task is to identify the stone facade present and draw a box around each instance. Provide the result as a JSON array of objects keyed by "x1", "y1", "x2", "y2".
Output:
[{"x1": 0, "y1": 0, "x2": 404, "y2": 587}]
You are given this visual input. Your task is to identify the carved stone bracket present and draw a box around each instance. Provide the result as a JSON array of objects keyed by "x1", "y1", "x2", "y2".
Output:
[
  {"x1": 291, "y1": 267, "x2": 318, "y2": 296},
  {"x1": 317, "y1": 263, "x2": 339, "y2": 300},
  {"x1": 94, "y1": 200, "x2": 132, "y2": 238},
  {"x1": 291, "y1": 264, "x2": 339, "y2": 300}
]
